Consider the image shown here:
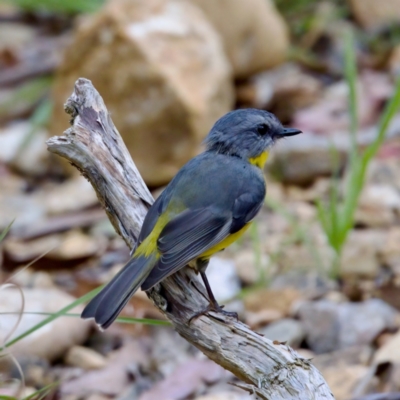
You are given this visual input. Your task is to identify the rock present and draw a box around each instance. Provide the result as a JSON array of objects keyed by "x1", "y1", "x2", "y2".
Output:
[
  {"x1": 381, "y1": 227, "x2": 400, "y2": 273},
  {"x1": 268, "y1": 132, "x2": 347, "y2": 185},
  {"x1": 234, "y1": 249, "x2": 270, "y2": 285},
  {"x1": 259, "y1": 318, "x2": 305, "y2": 347},
  {"x1": 36, "y1": 176, "x2": 99, "y2": 215},
  {"x1": 206, "y1": 257, "x2": 241, "y2": 302},
  {"x1": 49, "y1": 229, "x2": 107, "y2": 260},
  {"x1": 0, "y1": 191, "x2": 45, "y2": 235},
  {"x1": 349, "y1": 0, "x2": 400, "y2": 30},
  {"x1": 0, "y1": 122, "x2": 49, "y2": 176},
  {"x1": 374, "y1": 330, "x2": 400, "y2": 366},
  {"x1": 286, "y1": 178, "x2": 331, "y2": 203},
  {"x1": 297, "y1": 299, "x2": 398, "y2": 353},
  {"x1": 51, "y1": 0, "x2": 233, "y2": 187},
  {"x1": 294, "y1": 71, "x2": 393, "y2": 134},
  {"x1": 189, "y1": 0, "x2": 289, "y2": 78},
  {"x1": 312, "y1": 346, "x2": 373, "y2": 371},
  {"x1": 236, "y1": 63, "x2": 321, "y2": 119},
  {"x1": 340, "y1": 230, "x2": 387, "y2": 279},
  {"x1": 0, "y1": 22, "x2": 35, "y2": 52},
  {"x1": 9, "y1": 268, "x2": 54, "y2": 289},
  {"x1": 355, "y1": 184, "x2": 400, "y2": 227},
  {"x1": 61, "y1": 340, "x2": 145, "y2": 397},
  {"x1": 245, "y1": 309, "x2": 283, "y2": 329},
  {"x1": 322, "y1": 365, "x2": 370, "y2": 400},
  {"x1": 244, "y1": 287, "x2": 301, "y2": 315},
  {"x1": 5, "y1": 230, "x2": 106, "y2": 262},
  {"x1": 65, "y1": 346, "x2": 108, "y2": 370},
  {"x1": 271, "y1": 271, "x2": 337, "y2": 299},
  {"x1": 366, "y1": 158, "x2": 400, "y2": 190},
  {"x1": 0, "y1": 287, "x2": 91, "y2": 361},
  {"x1": 9, "y1": 355, "x2": 50, "y2": 388},
  {"x1": 4, "y1": 235, "x2": 63, "y2": 263}
]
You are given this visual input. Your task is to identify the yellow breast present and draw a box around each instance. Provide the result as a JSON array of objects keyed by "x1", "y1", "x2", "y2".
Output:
[
  {"x1": 200, "y1": 223, "x2": 251, "y2": 258},
  {"x1": 249, "y1": 151, "x2": 269, "y2": 168}
]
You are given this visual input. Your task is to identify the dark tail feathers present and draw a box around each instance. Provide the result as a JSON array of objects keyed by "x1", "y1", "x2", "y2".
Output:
[{"x1": 81, "y1": 255, "x2": 155, "y2": 330}]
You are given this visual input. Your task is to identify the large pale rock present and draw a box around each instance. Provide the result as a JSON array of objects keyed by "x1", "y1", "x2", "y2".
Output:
[
  {"x1": 349, "y1": 0, "x2": 400, "y2": 29},
  {"x1": 0, "y1": 288, "x2": 91, "y2": 361},
  {"x1": 188, "y1": 0, "x2": 289, "y2": 78},
  {"x1": 298, "y1": 299, "x2": 398, "y2": 353},
  {"x1": 51, "y1": 0, "x2": 233, "y2": 186}
]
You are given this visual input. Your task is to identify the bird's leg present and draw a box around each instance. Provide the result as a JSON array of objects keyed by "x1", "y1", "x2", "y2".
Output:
[{"x1": 189, "y1": 258, "x2": 238, "y2": 323}]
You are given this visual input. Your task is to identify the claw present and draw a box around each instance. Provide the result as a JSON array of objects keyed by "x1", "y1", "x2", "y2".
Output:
[{"x1": 189, "y1": 303, "x2": 238, "y2": 324}]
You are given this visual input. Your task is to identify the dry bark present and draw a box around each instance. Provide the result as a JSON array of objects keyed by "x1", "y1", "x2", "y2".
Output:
[{"x1": 47, "y1": 78, "x2": 334, "y2": 400}]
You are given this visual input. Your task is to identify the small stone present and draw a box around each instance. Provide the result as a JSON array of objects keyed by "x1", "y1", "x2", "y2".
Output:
[
  {"x1": 322, "y1": 365, "x2": 369, "y2": 400},
  {"x1": 381, "y1": 227, "x2": 400, "y2": 273},
  {"x1": 234, "y1": 250, "x2": 269, "y2": 285},
  {"x1": 355, "y1": 184, "x2": 400, "y2": 227},
  {"x1": 9, "y1": 268, "x2": 54, "y2": 289},
  {"x1": 37, "y1": 176, "x2": 99, "y2": 215},
  {"x1": 373, "y1": 330, "x2": 400, "y2": 366},
  {"x1": 271, "y1": 271, "x2": 338, "y2": 299},
  {"x1": 340, "y1": 230, "x2": 386, "y2": 279},
  {"x1": 259, "y1": 318, "x2": 305, "y2": 347},
  {"x1": 0, "y1": 122, "x2": 49, "y2": 176},
  {"x1": 236, "y1": 63, "x2": 321, "y2": 115},
  {"x1": 48, "y1": 230, "x2": 106, "y2": 260},
  {"x1": 312, "y1": 346, "x2": 373, "y2": 371},
  {"x1": 297, "y1": 299, "x2": 398, "y2": 353},
  {"x1": 244, "y1": 287, "x2": 301, "y2": 315},
  {"x1": 268, "y1": 132, "x2": 348, "y2": 185},
  {"x1": 0, "y1": 288, "x2": 91, "y2": 361},
  {"x1": 206, "y1": 257, "x2": 241, "y2": 302},
  {"x1": 349, "y1": 0, "x2": 400, "y2": 29},
  {"x1": 65, "y1": 346, "x2": 108, "y2": 370},
  {"x1": 246, "y1": 309, "x2": 283, "y2": 329}
]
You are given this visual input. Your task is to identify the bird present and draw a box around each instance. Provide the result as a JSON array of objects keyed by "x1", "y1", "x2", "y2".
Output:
[{"x1": 81, "y1": 108, "x2": 302, "y2": 329}]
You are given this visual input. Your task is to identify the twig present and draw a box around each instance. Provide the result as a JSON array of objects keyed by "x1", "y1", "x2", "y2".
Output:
[{"x1": 46, "y1": 78, "x2": 334, "y2": 400}]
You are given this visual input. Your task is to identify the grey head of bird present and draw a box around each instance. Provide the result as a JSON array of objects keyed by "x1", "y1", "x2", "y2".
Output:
[{"x1": 204, "y1": 108, "x2": 302, "y2": 160}]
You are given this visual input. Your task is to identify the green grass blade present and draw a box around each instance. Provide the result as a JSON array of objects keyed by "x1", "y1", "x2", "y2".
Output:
[
  {"x1": 344, "y1": 28, "x2": 358, "y2": 153},
  {"x1": 22, "y1": 382, "x2": 59, "y2": 400},
  {"x1": 0, "y1": 220, "x2": 14, "y2": 243},
  {"x1": 15, "y1": 99, "x2": 53, "y2": 158},
  {"x1": 0, "y1": 311, "x2": 171, "y2": 327},
  {"x1": 9, "y1": 0, "x2": 105, "y2": 14},
  {"x1": 363, "y1": 76, "x2": 400, "y2": 163}
]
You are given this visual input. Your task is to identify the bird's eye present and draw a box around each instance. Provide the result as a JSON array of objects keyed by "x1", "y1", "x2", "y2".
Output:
[{"x1": 257, "y1": 124, "x2": 269, "y2": 135}]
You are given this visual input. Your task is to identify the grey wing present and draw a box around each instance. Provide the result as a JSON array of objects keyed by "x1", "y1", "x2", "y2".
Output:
[
  {"x1": 230, "y1": 192, "x2": 264, "y2": 233},
  {"x1": 140, "y1": 207, "x2": 232, "y2": 290}
]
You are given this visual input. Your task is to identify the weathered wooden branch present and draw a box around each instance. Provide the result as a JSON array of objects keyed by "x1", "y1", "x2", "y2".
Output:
[{"x1": 47, "y1": 78, "x2": 334, "y2": 400}]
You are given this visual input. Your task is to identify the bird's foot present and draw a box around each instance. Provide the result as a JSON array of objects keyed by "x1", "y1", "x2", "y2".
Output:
[{"x1": 189, "y1": 302, "x2": 238, "y2": 324}]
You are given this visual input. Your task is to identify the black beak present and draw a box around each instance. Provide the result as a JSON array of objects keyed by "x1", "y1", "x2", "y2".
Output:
[{"x1": 280, "y1": 127, "x2": 302, "y2": 137}]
